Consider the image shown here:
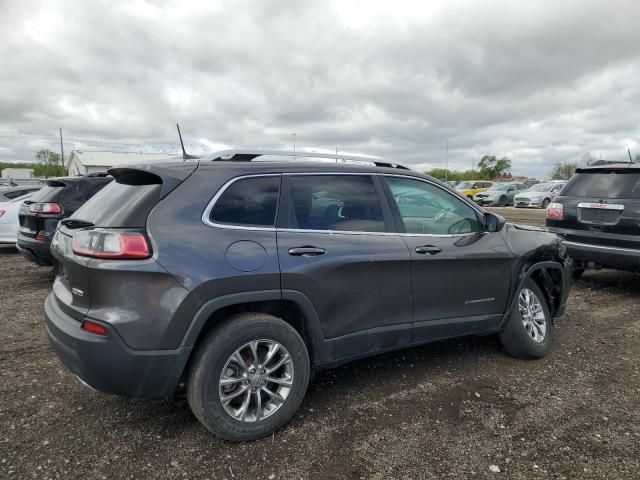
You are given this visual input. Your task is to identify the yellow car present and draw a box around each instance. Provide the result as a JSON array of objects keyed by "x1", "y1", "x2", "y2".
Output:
[{"x1": 455, "y1": 180, "x2": 494, "y2": 200}]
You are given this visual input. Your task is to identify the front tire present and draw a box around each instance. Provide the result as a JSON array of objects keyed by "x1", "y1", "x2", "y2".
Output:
[
  {"x1": 187, "y1": 313, "x2": 310, "y2": 441},
  {"x1": 541, "y1": 198, "x2": 551, "y2": 209},
  {"x1": 499, "y1": 280, "x2": 553, "y2": 359},
  {"x1": 498, "y1": 196, "x2": 507, "y2": 207}
]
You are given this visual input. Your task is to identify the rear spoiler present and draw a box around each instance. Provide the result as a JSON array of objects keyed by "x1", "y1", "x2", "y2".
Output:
[
  {"x1": 108, "y1": 162, "x2": 198, "y2": 199},
  {"x1": 576, "y1": 162, "x2": 640, "y2": 173}
]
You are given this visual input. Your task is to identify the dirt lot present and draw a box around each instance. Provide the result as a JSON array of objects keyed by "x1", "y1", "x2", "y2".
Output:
[{"x1": 1, "y1": 208, "x2": 639, "y2": 479}]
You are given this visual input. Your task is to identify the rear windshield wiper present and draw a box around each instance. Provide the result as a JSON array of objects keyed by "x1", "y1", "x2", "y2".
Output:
[{"x1": 60, "y1": 218, "x2": 94, "y2": 229}]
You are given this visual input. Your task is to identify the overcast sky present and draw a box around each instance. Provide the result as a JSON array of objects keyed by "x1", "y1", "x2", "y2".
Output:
[{"x1": 1, "y1": 0, "x2": 640, "y2": 177}]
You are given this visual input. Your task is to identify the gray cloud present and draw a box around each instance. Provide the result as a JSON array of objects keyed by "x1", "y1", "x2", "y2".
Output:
[{"x1": 1, "y1": 0, "x2": 640, "y2": 177}]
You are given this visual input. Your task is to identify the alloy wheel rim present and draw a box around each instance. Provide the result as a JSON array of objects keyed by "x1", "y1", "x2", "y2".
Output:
[
  {"x1": 518, "y1": 288, "x2": 547, "y2": 343},
  {"x1": 219, "y1": 340, "x2": 294, "y2": 422}
]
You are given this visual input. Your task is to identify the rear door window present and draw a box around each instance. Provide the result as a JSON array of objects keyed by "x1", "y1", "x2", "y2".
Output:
[
  {"x1": 210, "y1": 176, "x2": 280, "y2": 227},
  {"x1": 562, "y1": 172, "x2": 640, "y2": 199},
  {"x1": 285, "y1": 175, "x2": 385, "y2": 232}
]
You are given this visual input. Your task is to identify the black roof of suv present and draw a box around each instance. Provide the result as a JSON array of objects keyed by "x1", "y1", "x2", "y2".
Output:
[
  {"x1": 546, "y1": 162, "x2": 640, "y2": 276},
  {"x1": 43, "y1": 150, "x2": 573, "y2": 441}
]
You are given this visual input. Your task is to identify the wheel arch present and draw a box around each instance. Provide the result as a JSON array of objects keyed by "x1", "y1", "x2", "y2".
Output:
[
  {"x1": 181, "y1": 290, "x2": 330, "y2": 366},
  {"x1": 500, "y1": 261, "x2": 566, "y2": 328}
]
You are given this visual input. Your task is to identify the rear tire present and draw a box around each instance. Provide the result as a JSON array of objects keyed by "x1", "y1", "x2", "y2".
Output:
[
  {"x1": 499, "y1": 280, "x2": 553, "y2": 359},
  {"x1": 187, "y1": 313, "x2": 310, "y2": 442}
]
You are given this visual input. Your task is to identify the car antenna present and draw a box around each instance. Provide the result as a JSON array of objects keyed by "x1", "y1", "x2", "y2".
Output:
[
  {"x1": 628, "y1": 148, "x2": 634, "y2": 163},
  {"x1": 176, "y1": 123, "x2": 200, "y2": 161}
]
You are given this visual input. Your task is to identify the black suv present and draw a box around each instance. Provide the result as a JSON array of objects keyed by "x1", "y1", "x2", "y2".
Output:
[
  {"x1": 546, "y1": 162, "x2": 640, "y2": 278},
  {"x1": 17, "y1": 174, "x2": 112, "y2": 265},
  {"x1": 45, "y1": 150, "x2": 572, "y2": 441}
]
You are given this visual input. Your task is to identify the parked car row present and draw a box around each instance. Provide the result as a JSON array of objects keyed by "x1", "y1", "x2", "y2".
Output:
[
  {"x1": 452, "y1": 180, "x2": 564, "y2": 208},
  {"x1": 16, "y1": 173, "x2": 112, "y2": 264}
]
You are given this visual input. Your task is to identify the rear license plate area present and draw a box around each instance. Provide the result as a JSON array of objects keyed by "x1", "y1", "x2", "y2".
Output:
[{"x1": 578, "y1": 203, "x2": 623, "y2": 225}]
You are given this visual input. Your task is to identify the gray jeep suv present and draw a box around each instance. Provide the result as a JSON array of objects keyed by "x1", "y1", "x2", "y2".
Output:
[{"x1": 45, "y1": 150, "x2": 572, "y2": 441}]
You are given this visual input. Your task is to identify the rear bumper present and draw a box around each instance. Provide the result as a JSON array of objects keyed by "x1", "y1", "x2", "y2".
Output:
[
  {"x1": 16, "y1": 233, "x2": 52, "y2": 265},
  {"x1": 548, "y1": 227, "x2": 640, "y2": 271},
  {"x1": 45, "y1": 293, "x2": 191, "y2": 398},
  {"x1": 562, "y1": 240, "x2": 640, "y2": 272}
]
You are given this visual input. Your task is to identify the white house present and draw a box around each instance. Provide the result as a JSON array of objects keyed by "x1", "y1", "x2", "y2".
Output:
[
  {"x1": 66, "y1": 150, "x2": 179, "y2": 176},
  {"x1": 2, "y1": 168, "x2": 33, "y2": 180}
]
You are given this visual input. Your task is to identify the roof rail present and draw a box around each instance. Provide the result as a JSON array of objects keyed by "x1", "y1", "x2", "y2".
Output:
[{"x1": 203, "y1": 149, "x2": 411, "y2": 170}]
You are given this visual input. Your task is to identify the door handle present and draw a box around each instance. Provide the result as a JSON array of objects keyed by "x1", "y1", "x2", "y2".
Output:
[
  {"x1": 288, "y1": 246, "x2": 326, "y2": 257},
  {"x1": 415, "y1": 245, "x2": 442, "y2": 255}
]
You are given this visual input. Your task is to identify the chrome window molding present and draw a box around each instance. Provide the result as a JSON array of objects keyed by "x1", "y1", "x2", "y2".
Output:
[
  {"x1": 201, "y1": 174, "x2": 280, "y2": 232},
  {"x1": 201, "y1": 172, "x2": 485, "y2": 238}
]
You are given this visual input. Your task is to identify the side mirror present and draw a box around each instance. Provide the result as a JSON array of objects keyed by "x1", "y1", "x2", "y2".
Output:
[{"x1": 485, "y1": 212, "x2": 506, "y2": 232}]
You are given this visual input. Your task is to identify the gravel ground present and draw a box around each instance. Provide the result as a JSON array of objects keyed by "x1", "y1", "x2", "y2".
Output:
[{"x1": 1, "y1": 208, "x2": 639, "y2": 479}]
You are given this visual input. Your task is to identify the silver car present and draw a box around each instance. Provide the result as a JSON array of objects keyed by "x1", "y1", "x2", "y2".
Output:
[
  {"x1": 514, "y1": 182, "x2": 566, "y2": 209},
  {"x1": 474, "y1": 182, "x2": 527, "y2": 206}
]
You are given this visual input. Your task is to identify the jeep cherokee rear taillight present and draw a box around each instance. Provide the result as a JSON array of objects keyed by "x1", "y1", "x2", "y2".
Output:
[{"x1": 72, "y1": 230, "x2": 151, "y2": 259}]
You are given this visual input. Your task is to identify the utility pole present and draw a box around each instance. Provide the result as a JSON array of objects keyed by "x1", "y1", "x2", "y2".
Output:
[
  {"x1": 59, "y1": 128, "x2": 65, "y2": 167},
  {"x1": 445, "y1": 141, "x2": 449, "y2": 181}
]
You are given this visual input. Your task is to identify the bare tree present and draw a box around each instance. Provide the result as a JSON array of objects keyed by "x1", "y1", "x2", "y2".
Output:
[{"x1": 582, "y1": 152, "x2": 596, "y2": 165}]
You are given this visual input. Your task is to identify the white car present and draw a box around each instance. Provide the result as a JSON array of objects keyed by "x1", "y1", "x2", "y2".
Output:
[
  {"x1": 514, "y1": 182, "x2": 566, "y2": 208},
  {"x1": 0, "y1": 194, "x2": 32, "y2": 244}
]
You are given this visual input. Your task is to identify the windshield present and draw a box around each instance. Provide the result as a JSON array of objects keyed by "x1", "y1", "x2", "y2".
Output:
[{"x1": 456, "y1": 182, "x2": 474, "y2": 189}]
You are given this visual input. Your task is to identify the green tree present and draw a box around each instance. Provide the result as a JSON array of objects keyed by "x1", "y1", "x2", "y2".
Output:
[
  {"x1": 35, "y1": 149, "x2": 60, "y2": 165},
  {"x1": 477, "y1": 155, "x2": 512, "y2": 179},
  {"x1": 34, "y1": 149, "x2": 66, "y2": 178},
  {"x1": 550, "y1": 162, "x2": 578, "y2": 180}
]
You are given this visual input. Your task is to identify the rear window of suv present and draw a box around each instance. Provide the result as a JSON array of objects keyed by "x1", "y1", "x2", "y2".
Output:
[
  {"x1": 210, "y1": 176, "x2": 280, "y2": 227},
  {"x1": 562, "y1": 171, "x2": 640, "y2": 199}
]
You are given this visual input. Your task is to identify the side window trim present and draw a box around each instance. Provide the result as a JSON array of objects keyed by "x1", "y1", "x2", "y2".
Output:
[
  {"x1": 202, "y1": 172, "x2": 485, "y2": 236},
  {"x1": 381, "y1": 174, "x2": 484, "y2": 238},
  {"x1": 202, "y1": 173, "x2": 282, "y2": 231}
]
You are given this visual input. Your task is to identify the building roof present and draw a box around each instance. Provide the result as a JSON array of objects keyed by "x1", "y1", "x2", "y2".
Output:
[{"x1": 67, "y1": 150, "x2": 179, "y2": 168}]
